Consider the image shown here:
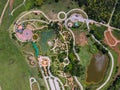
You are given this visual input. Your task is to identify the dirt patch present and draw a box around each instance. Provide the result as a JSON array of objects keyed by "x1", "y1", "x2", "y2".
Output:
[
  {"x1": 32, "y1": 82, "x2": 39, "y2": 90},
  {"x1": 104, "y1": 30, "x2": 117, "y2": 46},
  {"x1": 10, "y1": 0, "x2": 14, "y2": 11},
  {"x1": 73, "y1": 31, "x2": 88, "y2": 46},
  {"x1": 104, "y1": 27, "x2": 120, "y2": 64}
]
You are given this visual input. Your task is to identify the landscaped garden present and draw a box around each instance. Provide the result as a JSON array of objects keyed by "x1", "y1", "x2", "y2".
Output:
[{"x1": 0, "y1": 0, "x2": 119, "y2": 89}]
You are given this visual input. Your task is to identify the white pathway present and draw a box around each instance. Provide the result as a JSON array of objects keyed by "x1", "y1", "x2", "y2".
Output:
[
  {"x1": 38, "y1": 56, "x2": 65, "y2": 90},
  {"x1": 13, "y1": 8, "x2": 116, "y2": 90},
  {"x1": 29, "y1": 77, "x2": 40, "y2": 90},
  {"x1": 0, "y1": 0, "x2": 10, "y2": 25}
]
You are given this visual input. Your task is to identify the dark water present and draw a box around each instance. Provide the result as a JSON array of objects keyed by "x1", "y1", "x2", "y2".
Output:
[{"x1": 86, "y1": 52, "x2": 109, "y2": 83}]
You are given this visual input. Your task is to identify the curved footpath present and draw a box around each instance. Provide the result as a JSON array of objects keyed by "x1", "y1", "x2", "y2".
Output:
[
  {"x1": 86, "y1": 20, "x2": 114, "y2": 90},
  {"x1": 0, "y1": 0, "x2": 10, "y2": 25},
  {"x1": 64, "y1": 14, "x2": 83, "y2": 90},
  {"x1": 65, "y1": 8, "x2": 115, "y2": 90},
  {"x1": 91, "y1": 35, "x2": 114, "y2": 90},
  {"x1": 12, "y1": 8, "x2": 115, "y2": 90},
  {"x1": 10, "y1": 0, "x2": 26, "y2": 16}
]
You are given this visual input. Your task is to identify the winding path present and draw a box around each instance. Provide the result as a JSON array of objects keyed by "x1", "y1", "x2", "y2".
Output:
[
  {"x1": 13, "y1": 8, "x2": 116, "y2": 90},
  {"x1": 64, "y1": 8, "x2": 115, "y2": 90},
  {"x1": 0, "y1": 0, "x2": 10, "y2": 25},
  {"x1": 86, "y1": 19, "x2": 114, "y2": 90},
  {"x1": 10, "y1": 0, "x2": 26, "y2": 16}
]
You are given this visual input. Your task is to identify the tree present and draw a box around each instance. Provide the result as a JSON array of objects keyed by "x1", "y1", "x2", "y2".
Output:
[
  {"x1": 75, "y1": 45, "x2": 80, "y2": 53},
  {"x1": 11, "y1": 32, "x2": 17, "y2": 40},
  {"x1": 34, "y1": 0, "x2": 44, "y2": 6},
  {"x1": 64, "y1": 64, "x2": 72, "y2": 73},
  {"x1": 55, "y1": 0, "x2": 59, "y2": 3},
  {"x1": 58, "y1": 52, "x2": 66, "y2": 62},
  {"x1": 89, "y1": 30, "x2": 94, "y2": 34},
  {"x1": 107, "y1": 75, "x2": 120, "y2": 90}
]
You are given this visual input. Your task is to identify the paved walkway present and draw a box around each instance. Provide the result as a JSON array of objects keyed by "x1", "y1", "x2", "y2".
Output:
[
  {"x1": 38, "y1": 56, "x2": 65, "y2": 90},
  {"x1": 65, "y1": 8, "x2": 115, "y2": 90},
  {"x1": 86, "y1": 20, "x2": 114, "y2": 90},
  {"x1": 0, "y1": 0, "x2": 10, "y2": 25},
  {"x1": 0, "y1": 86, "x2": 2, "y2": 90},
  {"x1": 10, "y1": 0, "x2": 26, "y2": 16},
  {"x1": 29, "y1": 77, "x2": 40, "y2": 90}
]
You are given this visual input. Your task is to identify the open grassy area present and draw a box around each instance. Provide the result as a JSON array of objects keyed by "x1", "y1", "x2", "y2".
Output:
[
  {"x1": 0, "y1": 0, "x2": 7, "y2": 16},
  {"x1": 102, "y1": 49, "x2": 118, "y2": 90},
  {"x1": 39, "y1": 28, "x2": 56, "y2": 55},
  {"x1": 0, "y1": 31, "x2": 30, "y2": 90},
  {"x1": 112, "y1": 30, "x2": 120, "y2": 40},
  {"x1": 40, "y1": 0, "x2": 79, "y2": 17},
  {"x1": 0, "y1": 0, "x2": 36, "y2": 90},
  {"x1": 79, "y1": 45, "x2": 92, "y2": 67}
]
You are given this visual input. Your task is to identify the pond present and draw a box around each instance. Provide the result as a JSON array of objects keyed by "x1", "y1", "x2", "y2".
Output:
[{"x1": 86, "y1": 52, "x2": 109, "y2": 83}]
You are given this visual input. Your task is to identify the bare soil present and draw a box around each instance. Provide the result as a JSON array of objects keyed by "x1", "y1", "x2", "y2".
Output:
[
  {"x1": 10, "y1": 0, "x2": 14, "y2": 11},
  {"x1": 73, "y1": 31, "x2": 88, "y2": 46}
]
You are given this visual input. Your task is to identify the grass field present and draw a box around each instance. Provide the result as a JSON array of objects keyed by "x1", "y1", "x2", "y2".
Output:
[
  {"x1": 0, "y1": 0, "x2": 7, "y2": 16},
  {"x1": 0, "y1": 0, "x2": 35, "y2": 90},
  {"x1": 79, "y1": 45, "x2": 92, "y2": 67},
  {"x1": 0, "y1": 31, "x2": 30, "y2": 90},
  {"x1": 40, "y1": 0, "x2": 79, "y2": 17},
  {"x1": 90, "y1": 24, "x2": 107, "y2": 41},
  {"x1": 112, "y1": 30, "x2": 120, "y2": 40}
]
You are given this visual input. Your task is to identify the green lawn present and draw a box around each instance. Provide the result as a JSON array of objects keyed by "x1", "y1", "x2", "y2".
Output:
[
  {"x1": 40, "y1": 0, "x2": 79, "y2": 16},
  {"x1": 112, "y1": 30, "x2": 120, "y2": 40},
  {"x1": 0, "y1": 0, "x2": 35, "y2": 90},
  {"x1": 0, "y1": 31, "x2": 30, "y2": 90},
  {"x1": 102, "y1": 49, "x2": 118, "y2": 90},
  {"x1": 90, "y1": 24, "x2": 107, "y2": 41},
  {"x1": 39, "y1": 28, "x2": 56, "y2": 55},
  {"x1": 79, "y1": 45, "x2": 92, "y2": 67},
  {"x1": 0, "y1": 0, "x2": 6, "y2": 16}
]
